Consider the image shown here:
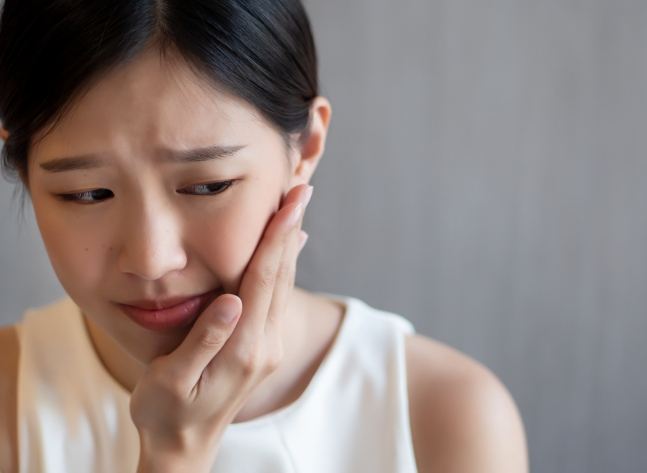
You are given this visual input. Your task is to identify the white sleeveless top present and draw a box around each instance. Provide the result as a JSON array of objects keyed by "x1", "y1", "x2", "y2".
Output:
[{"x1": 16, "y1": 293, "x2": 419, "y2": 472}]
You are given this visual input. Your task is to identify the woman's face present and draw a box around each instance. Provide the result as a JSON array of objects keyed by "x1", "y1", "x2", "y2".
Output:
[{"x1": 26, "y1": 49, "x2": 302, "y2": 363}]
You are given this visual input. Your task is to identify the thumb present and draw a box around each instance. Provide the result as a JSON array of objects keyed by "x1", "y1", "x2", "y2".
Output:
[{"x1": 167, "y1": 293, "x2": 242, "y2": 391}]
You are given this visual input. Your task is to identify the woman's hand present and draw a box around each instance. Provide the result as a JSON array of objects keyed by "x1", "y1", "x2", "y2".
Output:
[{"x1": 130, "y1": 183, "x2": 313, "y2": 472}]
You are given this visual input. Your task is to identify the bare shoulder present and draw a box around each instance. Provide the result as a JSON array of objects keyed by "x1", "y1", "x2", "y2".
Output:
[
  {"x1": 405, "y1": 334, "x2": 528, "y2": 473},
  {"x1": 0, "y1": 324, "x2": 20, "y2": 473}
]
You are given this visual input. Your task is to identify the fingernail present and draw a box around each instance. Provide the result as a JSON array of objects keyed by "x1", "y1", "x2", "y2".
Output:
[
  {"x1": 303, "y1": 185, "x2": 314, "y2": 208},
  {"x1": 298, "y1": 231, "x2": 309, "y2": 252},
  {"x1": 286, "y1": 203, "x2": 304, "y2": 228},
  {"x1": 217, "y1": 302, "x2": 239, "y2": 324}
]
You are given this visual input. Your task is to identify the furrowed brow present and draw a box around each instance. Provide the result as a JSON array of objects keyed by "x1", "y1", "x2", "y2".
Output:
[
  {"x1": 158, "y1": 144, "x2": 246, "y2": 163},
  {"x1": 39, "y1": 154, "x2": 105, "y2": 173},
  {"x1": 39, "y1": 145, "x2": 246, "y2": 173}
]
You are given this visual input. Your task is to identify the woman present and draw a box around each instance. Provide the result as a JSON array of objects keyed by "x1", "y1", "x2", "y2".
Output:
[{"x1": 0, "y1": 0, "x2": 528, "y2": 471}]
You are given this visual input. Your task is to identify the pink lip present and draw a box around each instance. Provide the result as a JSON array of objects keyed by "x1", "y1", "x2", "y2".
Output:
[
  {"x1": 124, "y1": 295, "x2": 203, "y2": 310},
  {"x1": 118, "y1": 290, "x2": 219, "y2": 332}
]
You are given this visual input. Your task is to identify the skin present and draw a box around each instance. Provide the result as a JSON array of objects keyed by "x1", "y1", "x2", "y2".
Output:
[
  {"x1": 0, "y1": 44, "x2": 529, "y2": 473},
  {"x1": 26, "y1": 45, "x2": 330, "y2": 393},
  {"x1": 22, "y1": 45, "x2": 337, "y2": 469}
]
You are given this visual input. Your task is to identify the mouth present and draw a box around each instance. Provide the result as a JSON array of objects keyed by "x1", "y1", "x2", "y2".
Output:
[{"x1": 117, "y1": 288, "x2": 221, "y2": 332}]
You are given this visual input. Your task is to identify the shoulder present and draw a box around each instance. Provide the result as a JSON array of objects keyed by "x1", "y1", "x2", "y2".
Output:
[
  {"x1": 405, "y1": 333, "x2": 528, "y2": 473},
  {"x1": 0, "y1": 324, "x2": 20, "y2": 473}
]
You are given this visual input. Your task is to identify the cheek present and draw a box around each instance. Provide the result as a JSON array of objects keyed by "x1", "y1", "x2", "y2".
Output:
[
  {"x1": 33, "y1": 202, "x2": 108, "y2": 292},
  {"x1": 194, "y1": 189, "x2": 280, "y2": 285}
]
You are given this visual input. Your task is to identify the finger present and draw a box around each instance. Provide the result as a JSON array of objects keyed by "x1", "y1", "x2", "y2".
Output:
[
  {"x1": 251, "y1": 184, "x2": 312, "y2": 335},
  {"x1": 165, "y1": 294, "x2": 242, "y2": 393},
  {"x1": 298, "y1": 230, "x2": 309, "y2": 253},
  {"x1": 265, "y1": 191, "x2": 311, "y2": 336},
  {"x1": 265, "y1": 223, "x2": 301, "y2": 335},
  {"x1": 234, "y1": 185, "x2": 309, "y2": 342}
]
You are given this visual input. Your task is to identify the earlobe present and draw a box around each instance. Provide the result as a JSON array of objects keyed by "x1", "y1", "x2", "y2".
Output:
[{"x1": 291, "y1": 97, "x2": 332, "y2": 183}]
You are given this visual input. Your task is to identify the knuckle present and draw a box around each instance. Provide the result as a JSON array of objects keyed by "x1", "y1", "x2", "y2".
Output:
[
  {"x1": 147, "y1": 360, "x2": 186, "y2": 399},
  {"x1": 234, "y1": 345, "x2": 264, "y2": 376},
  {"x1": 266, "y1": 348, "x2": 284, "y2": 372},
  {"x1": 276, "y1": 261, "x2": 290, "y2": 282},
  {"x1": 197, "y1": 326, "x2": 227, "y2": 350},
  {"x1": 253, "y1": 264, "x2": 277, "y2": 290},
  {"x1": 162, "y1": 380, "x2": 187, "y2": 402}
]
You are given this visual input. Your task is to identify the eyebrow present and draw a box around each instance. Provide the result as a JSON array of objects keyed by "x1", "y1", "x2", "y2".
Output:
[{"x1": 38, "y1": 144, "x2": 246, "y2": 173}]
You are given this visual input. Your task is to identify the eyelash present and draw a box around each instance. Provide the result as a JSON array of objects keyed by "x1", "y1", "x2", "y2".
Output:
[{"x1": 56, "y1": 180, "x2": 237, "y2": 204}]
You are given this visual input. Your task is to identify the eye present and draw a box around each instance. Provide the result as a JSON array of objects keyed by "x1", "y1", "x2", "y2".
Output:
[
  {"x1": 57, "y1": 188, "x2": 114, "y2": 204},
  {"x1": 178, "y1": 179, "x2": 236, "y2": 196},
  {"x1": 55, "y1": 180, "x2": 236, "y2": 204}
]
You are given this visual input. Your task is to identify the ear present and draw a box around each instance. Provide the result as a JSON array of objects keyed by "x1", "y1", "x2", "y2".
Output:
[{"x1": 287, "y1": 96, "x2": 332, "y2": 186}]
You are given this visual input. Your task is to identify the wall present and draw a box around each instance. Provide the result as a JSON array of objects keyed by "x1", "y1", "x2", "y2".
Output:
[{"x1": 2, "y1": 1, "x2": 646, "y2": 471}]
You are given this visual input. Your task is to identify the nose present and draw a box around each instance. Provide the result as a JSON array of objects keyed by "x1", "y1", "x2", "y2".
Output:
[{"x1": 116, "y1": 198, "x2": 188, "y2": 281}]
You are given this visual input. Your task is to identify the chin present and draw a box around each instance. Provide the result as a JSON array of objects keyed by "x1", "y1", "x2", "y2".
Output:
[
  {"x1": 153, "y1": 335, "x2": 189, "y2": 364},
  {"x1": 120, "y1": 323, "x2": 190, "y2": 365}
]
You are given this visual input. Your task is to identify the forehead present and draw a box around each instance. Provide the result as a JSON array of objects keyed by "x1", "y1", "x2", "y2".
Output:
[{"x1": 30, "y1": 48, "x2": 268, "y2": 163}]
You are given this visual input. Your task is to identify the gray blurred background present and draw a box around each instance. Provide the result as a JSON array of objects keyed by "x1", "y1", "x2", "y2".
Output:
[{"x1": 1, "y1": 1, "x2": 646, "y2": 472}]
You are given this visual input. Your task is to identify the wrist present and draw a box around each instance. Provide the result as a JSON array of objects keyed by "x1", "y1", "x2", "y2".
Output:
[
  {"x1": 137, "y1": 454, "x2": 216, "y2": 473},
  {"x1": 136, "y1": 428, "x2": 223, "y2": 473}
]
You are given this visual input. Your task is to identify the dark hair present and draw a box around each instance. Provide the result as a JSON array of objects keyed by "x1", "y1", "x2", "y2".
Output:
[{"x1": 0, "y1": 0, "x2": 319, "y2": 187}]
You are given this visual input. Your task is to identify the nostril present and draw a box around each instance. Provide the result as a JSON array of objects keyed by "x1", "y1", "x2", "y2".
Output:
[
  {"x1": 116, "y1": 214, "x2": 188, "y2": 279},
  {"x1": 117, "y1": 246, "x2": 188, "y2": 281}
]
